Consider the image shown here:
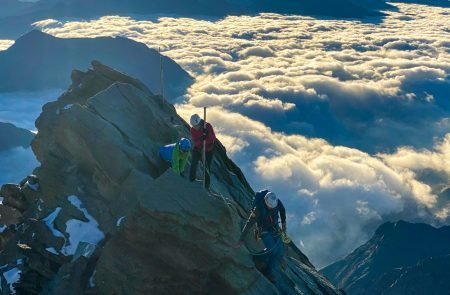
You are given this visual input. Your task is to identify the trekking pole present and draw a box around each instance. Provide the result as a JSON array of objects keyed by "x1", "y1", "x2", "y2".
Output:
[{"x1": 203, "y1": 107, "x2": 207, "y2": 189}]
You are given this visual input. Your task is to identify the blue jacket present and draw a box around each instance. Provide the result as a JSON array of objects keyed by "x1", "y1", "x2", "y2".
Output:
[{"x1": 159, "y1": 143, "x2": 190, "y2": 174}]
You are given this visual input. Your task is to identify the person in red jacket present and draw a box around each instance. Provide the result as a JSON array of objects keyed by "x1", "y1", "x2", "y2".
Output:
[{"x1": 189, "y1": 113, "x2": 216, "y2": 189}]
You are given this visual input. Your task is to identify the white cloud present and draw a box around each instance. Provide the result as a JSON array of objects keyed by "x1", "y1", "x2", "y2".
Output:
[
  {"x1": 238, "y1": 46, "x2": 275, "y2": 58},
  {"x1": 0, "y1": 40, "x2": 14, "y2": 51},
  {"x1": 32, "y1": 19, "x2": 63, "y2": 30},
  {"x1": 7, "y1": 3, "x2": 450, "y2": 267}
]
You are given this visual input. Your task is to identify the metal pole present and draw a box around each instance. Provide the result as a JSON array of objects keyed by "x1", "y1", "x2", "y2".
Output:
[
  {"x1": 203, "y1": 107, "x2": 207, "y2": 189},
  {"x1": 159, "y1": 46, "x2": 164, "y2": 102}
]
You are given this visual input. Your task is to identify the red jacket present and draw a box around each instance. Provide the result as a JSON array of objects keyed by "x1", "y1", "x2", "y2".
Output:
[{"x1": 190, "y1": 120, "x2": 216, "y2": 152}]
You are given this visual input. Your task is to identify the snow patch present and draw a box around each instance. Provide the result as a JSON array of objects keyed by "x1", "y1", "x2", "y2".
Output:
[
  {"x1": 62, "y1": 195, "x2": 104, "y2": 256},
  {"x1": 116, "y1": 216, "x2": 126, "y2": 227},
  {"x1": 63, "y1": 104, "x2": 74, "y2": 110},
  {"x1": 43, "y1": 207, "x2": 64, "y2": 238},
  {"x1": 89, "y1": 270, "x2": 96, "y2": 288},
  {"x1": 0, "y1": 225, "x2": 7, "y2": 233},
  {"x1": 4, "y1": 267, "x2": 21, "y2": 293},
  {"x1": 45, "y1": 247, "x2": 59, "y2": 255},
  {"x1": 25, "y1": 181, "x2": 39, "y2": 191}
]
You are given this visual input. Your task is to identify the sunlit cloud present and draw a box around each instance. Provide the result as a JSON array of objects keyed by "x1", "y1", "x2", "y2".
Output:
[
  {"x1": 2, "y1": 3, "x2": 449, "y2": 267},
  {"x1": 0, "y1": 40, "x2": 14, "y2": 51}
]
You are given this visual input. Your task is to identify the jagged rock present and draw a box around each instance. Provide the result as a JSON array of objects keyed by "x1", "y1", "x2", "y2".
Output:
[
  {"x1": 43, "y1": 255, "x2": 94, "y2": 295},
  {"x1": 0, "y1": 61, "x2": 342, "y2": 295},
  {"x1": 94, "y1": 170, "x2": 268, "y2": 294},
  {"x1": 0, "y1": 205, "x2": 21, "y2": 227},
  {"x1": 1, "y1": 183, "x2": 26, "y2": 211}
]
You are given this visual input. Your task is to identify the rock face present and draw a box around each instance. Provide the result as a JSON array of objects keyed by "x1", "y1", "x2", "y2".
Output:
[
  {"x1": 321, "y1": 220, "x2": 450, "y2": 295},
  {"x1": 0, "y1": 61, "x2": 342, "y2": 294},
  {"x1": 0, "y1": 122, "x2": 34, "y2": 151},
  {"x1": 0, "y1": 30, "x2": 192, "y2": 100}
]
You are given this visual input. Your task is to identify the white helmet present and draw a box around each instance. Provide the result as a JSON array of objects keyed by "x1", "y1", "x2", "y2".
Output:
[
  {"x1": 264, "y1": 191, "x2": 278, "y2": 209},
  {"x1": 190, "y1": 114, "x2": 201, "y2": 126}
]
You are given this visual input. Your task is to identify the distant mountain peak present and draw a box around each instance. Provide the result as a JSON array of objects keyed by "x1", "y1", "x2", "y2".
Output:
[
  {"x1": 0, "y1": 30, "x2": 192, "y2": 98},
  {"x1": 375, "y1": 220, "x2": 440, "y2": 237},
  {"x1": 322, "y1": 220, "x2": 450, "y2": 295},
  {"x1": 15, "y1": 29, "x2": 56, "y2": 44}
]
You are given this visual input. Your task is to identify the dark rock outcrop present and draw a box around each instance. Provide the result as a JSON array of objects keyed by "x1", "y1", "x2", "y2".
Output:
[
  {"x1": 321, "y1": 220, "x2": 450, "y2": 295},
  {"x1": 0, "y1": 61, "x2": 342, "y2": 294},
  {"x1": 0, "y1": 30, "x2": 192, "y2": 100},
  {"x1": 0, "y1": 122, "x2": 34, "y2": 151}
]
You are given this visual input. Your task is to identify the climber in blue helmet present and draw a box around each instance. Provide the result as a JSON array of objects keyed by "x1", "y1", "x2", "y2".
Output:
[{"x1": 159, "y1": 137, "x2": 192, "y2": 176}]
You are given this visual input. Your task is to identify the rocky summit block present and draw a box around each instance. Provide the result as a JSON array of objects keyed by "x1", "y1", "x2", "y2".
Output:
[{"x1": 0, "y1": 61, "x2": 342, "y2": 295}]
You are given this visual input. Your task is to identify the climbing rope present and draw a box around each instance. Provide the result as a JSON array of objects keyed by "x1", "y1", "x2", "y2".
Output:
[{"x1": 244, "y1": 232, "x2": 283, "y2": 256}]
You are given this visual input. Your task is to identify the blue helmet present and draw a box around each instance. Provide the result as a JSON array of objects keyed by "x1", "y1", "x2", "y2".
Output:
[{"x1": 179, "y1": 137, "x2": 191, "y2": 152}]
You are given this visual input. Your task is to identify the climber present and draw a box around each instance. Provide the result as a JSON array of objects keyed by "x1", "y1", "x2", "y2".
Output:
[
  {"x1": 159, "y1": 138, "x2": 192, "y2": 176},
  {"x1": 189, "y1": 113, "x2": 216, "y2": 189},
  {"x1": 236, "y1": 190, "x2": 287, "y2": 281}
]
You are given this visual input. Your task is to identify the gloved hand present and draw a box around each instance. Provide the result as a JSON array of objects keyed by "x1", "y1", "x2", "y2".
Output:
[{"x1": 282, "y1": 223, "x2": 287, "y2": 232}]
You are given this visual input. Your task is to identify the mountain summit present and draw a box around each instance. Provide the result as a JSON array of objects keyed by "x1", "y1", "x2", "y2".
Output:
[
  {"x1": 0, "y1": 61, "x2": 342, "y2": 294},
  {"x1": 0, "y1": 30, "x2": 192, "y2": 100},
  {"x1": 322, "y1": 220, "x2": 450, "y2": 295}
]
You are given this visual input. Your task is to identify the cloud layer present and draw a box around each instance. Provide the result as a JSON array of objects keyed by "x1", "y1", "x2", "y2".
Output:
[
  {"x1": 0, "y1": 147, "x2": 38, "y2": 185},
  {"x1": 0, "y1": 89, "x2": 63, "y2": 131},
  {"x1": 0, "y1": 3, "x2": 449, "y2": 266}
]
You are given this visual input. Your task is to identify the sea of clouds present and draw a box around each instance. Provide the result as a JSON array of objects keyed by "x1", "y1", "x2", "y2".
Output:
[
  {"x1": 1, "y1": 3, "x2": 449, "y2": 267},
  {"x1": 0, "y1": 90, "x2": 61, "y2": 184}
]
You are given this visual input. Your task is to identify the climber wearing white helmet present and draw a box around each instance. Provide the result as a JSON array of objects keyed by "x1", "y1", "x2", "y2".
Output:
[
  {"x1": 236, "y1": 189, "x2": 287, "y2": 282},
  {"x1": 189, "y1": 113, "x2": 216, "y2": 189}
]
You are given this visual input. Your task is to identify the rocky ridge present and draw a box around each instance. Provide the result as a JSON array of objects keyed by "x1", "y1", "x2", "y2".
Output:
[{"x1": 0, "y1": 61, "x2": 342, "y2": 294}]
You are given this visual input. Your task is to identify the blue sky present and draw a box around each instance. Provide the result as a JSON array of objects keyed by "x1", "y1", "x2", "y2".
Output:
[{"x1": 0, "y1": 2, "x2": 449, "y2": 267}]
